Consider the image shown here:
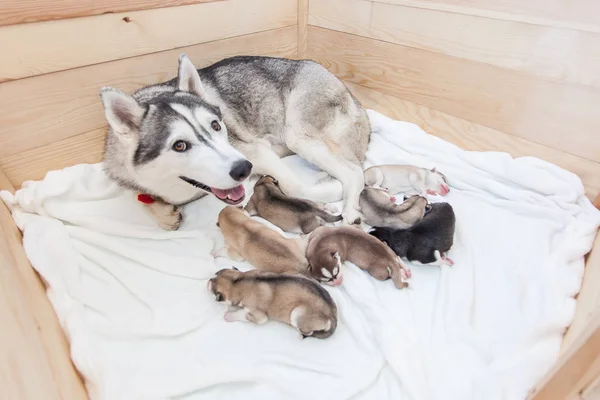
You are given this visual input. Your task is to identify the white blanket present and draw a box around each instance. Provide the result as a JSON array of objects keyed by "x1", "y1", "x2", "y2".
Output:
[{"x1": 3, "y1": 110, "x2": 599, "y2": 400}]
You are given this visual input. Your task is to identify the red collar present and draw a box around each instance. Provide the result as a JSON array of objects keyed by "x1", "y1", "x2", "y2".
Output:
[{"x1": 137, "y1": 194, "x2": 155, "y2": 204}]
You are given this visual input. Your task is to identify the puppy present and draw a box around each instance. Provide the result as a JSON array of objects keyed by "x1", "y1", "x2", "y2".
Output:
[
  {"x1": 214, "y1": 206, "x2": 309, "y2": 275},
  {"x1": 364, "y1": 165, "x2": 450, "y2": 196},
  {"x1": 369, "y1": 202, "x2": 456, "y2": 266},
  {"x1": 359, "y1": 187, "x2": 429, "y2": 229},
  {"x1": 305, "y1": 226, "x2": 411, "y2": 289},
  {"x1": 208, "y1": 268, "x2": 338, "y2": 339},
  {"x1": 245, "y1": 175, "x2": 342, "y2": 234}
]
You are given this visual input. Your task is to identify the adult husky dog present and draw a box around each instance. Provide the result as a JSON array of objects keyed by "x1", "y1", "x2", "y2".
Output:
[{"x1": 100, "y1": 54, "x2": 370, "y2": 230}]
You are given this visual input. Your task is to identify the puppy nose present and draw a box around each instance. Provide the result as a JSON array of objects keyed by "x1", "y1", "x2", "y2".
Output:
[{"x1": 229, "y1": 160, "x2": 253, "y2": 182}]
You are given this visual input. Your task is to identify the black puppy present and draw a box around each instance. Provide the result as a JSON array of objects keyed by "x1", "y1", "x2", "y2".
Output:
[{"x1": 369, "y1": 202, "x2": 456, "y2": 266}]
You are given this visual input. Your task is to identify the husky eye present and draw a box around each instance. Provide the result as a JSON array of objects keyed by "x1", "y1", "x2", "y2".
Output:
[
  {"x1": 211, "y1": 120, "x2": 221, "y2": 131},
  {"x1": 172, "y1": 140, "x2": 188, "y2": 152}
]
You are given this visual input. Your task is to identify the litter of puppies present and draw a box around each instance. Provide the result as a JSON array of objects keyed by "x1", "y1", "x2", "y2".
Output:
[{"x1": 210, "y1": 166, "x2": 455, "y2": 338}]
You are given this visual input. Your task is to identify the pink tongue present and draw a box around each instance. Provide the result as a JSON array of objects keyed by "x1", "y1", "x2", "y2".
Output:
[{"x1": 211, "y1": 185, "x2": 245, "y2": 201}]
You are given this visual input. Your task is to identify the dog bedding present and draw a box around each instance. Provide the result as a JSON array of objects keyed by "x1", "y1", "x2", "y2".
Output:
[{"x1": 2, "y1": 110, "x2": 600, "y2": 400}]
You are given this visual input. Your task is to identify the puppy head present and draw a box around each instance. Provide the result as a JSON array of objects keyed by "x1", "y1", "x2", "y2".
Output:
[
  {"x1": 254, "y1": 175, "x2": 280, "y2": 189},
  {"x1": 308, "y1": 250, "x2": 343, "y2": 286},
  {"x1": 426, "y1": 168, "x2": 450, "y2": 195},
  {"x1": 207, "y1": 267, "x2": 241, "y2": 302}
]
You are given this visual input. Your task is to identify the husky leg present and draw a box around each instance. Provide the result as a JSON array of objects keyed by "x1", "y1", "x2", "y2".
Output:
[
  {"x1": 224, "y1": 308, "x2": 251, "y2": 323},
  {"x1": 235, "y1": 141, "x2": 343, "y2": 203},
  {"x1": 285, "y1": 138, "x2": 364, "y2": 225},
  {"x1": 139, "y1": 196, "x2": 182, "y2": 231}
]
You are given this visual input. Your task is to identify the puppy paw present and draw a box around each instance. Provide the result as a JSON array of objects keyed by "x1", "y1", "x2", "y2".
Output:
[
  {"x1": 400, "y1": 267, "x2": 412, "y2": 280},
  {"x1": 342, "y1": 208, "x2": 362, "y2": 226},
  {"x1": 224, "y1": 312, "x2": 236, "y2": 323},
  {"x1": 442, "y1": 256, "x2": 454, "y2": 266}
]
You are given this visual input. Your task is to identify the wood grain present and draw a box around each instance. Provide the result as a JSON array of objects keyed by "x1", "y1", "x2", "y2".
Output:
[
  {"x1": 372, "y1": 0, "x2": 600, "y2": 34},
  {"x1": 344, "y1": 82, "x2": 600, "y2": 199},
  {"x1": 0, "y1": 0, "x2": 296, "y2": 81},
  {"x1": 564, "y1": 234, "x2": 600, "y2": 352},
  {"x1": 0, "y1": 168, "x2": 88, "y2": 399},
  {"x1": 297, "y1": 0, "x2": 309, "y2": 58},
  {"x1": 1, "y1": 128, "x2": 106, "y2": 188},
  {"x1": 0, "y1": 26, "x2": 297, "y2": 160},
  {"x1": 0, "y1": 0, "x2": 221, "y2": 28},
  {"x1": 308, "y1": 26, "x2": 600, "y2": 162},
  {"x1": 309, "y1": 0, "x2": 600, "y2": 88}
]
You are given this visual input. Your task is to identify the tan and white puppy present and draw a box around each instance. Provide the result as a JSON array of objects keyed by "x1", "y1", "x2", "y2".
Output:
[
  {"x1": 364, "y1": 165, "x2": 450, "y2": 196},
  {"x1": 305, "y1": 226, "x2": 411, "y2": 289},
  {"x1": 245, "y1": 175, "x2": 342, "y2": 234},
  {"x1": 208, "y1": 268, "x2": 338, "y2": 339},
  {"x1": 359, "y1": 188, "x2": 429, "y2": 229},
  {"x1": 213, "y1": 206, "x2": 309, "y2": 275}
]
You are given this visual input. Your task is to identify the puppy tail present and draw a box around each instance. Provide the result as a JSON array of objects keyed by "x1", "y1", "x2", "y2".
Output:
[{"x1": 317, "y1": 209, "x2": 343, "y2": 223}]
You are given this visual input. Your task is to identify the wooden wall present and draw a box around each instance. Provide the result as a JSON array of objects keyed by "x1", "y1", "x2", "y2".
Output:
[
  {"x1": 307, "y1": 0, "x2": 600, "y2": 200},
  {"x1": 0, "y1": 0, "x2": 298, "y2": 189}
]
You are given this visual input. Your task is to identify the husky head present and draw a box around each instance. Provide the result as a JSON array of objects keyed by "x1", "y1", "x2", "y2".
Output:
[
  {"x1": 100, "y1": 54, "x2": 252, "y2": 206},
  {"x1": 425, "y1": 167, "x2": 450, "y2": 196}
]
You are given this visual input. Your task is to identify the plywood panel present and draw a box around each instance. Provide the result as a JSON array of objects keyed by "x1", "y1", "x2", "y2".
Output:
[
  {"x1": 372, "y1": 0, "x2": 600, "y2": 34},
  {"x1": 0, "y1": 0, "x2": 221, "y2": 27},
  {"x1": 0, "y1": 0, "x2": 296, "y2": 81},
  {"x1": 307, "y1": 26, "x2": 600, "y2": 162},
  {"x1": 0, "y1": 26, "x2": 297, "y2": 160},
  {"x1": 0, "y1": 168, "x2": 88, "y2": 399},
  {"x1": 344, "y1": 82, "x2": 600, "y2": 199},
  {"x1": 309, "y1": 0, "x2": 600, "y2": 88},
  {"x1": 297, "y1": 0, "x2": 309, "y2": 58}
]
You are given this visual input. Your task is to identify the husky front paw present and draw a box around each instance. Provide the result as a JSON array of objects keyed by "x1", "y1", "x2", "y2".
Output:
[
  {"x1": 342, "y1": 208, "x2": 362, "y2": 226},
  {"x1": 141, "y1": 198, "x2": 183, "y2": 231}
]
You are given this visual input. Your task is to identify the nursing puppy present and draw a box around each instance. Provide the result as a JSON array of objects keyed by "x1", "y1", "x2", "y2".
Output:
[
  {"x1": 245, "y1": 175, "x2": 342, "y2": 234},
  {"x1": 364, "y1": 165, "x2": 450, "y2": 196},
  {"x1": 208, "y1": 268, "x2": 338, "y2": 339},
  {"x1": 214, "y1": 206, "x2": 309, "y2": 275},
  {"x1": 369, "y1": 202, "x2": 456, "y2": 266},
  {"x1": 306, "y1": 226, "x2": 411, "y2": 289},
  {"x1": 359, "y1": 187, "x2": 428, "y2": 229}
]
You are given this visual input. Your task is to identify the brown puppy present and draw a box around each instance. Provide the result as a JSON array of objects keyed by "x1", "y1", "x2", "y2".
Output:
[
  {"x1": 214, "y1": 206, "x2": 309, "y2": 275},
  {"x1": 208, "y1": 268, "x2": 338, "y2": 339},
  {"x1": 245, "y1": 175, "x2": 342, "y2": 234},
  {"x1": 359, "y1": 187, "x2": 428, "y2": 229},
  {"x1": 305, "y1": 226, "x2": 411, "y2": 289}
]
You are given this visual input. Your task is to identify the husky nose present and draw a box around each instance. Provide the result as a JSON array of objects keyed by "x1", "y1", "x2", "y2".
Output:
[{"x1": 229, "y1": 160, "x2": 253, "y2": 182}]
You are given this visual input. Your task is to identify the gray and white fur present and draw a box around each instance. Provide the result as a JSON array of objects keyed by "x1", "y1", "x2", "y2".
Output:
[
  {"x1": 359, "y1": 187, "x2": 429, "y2": 229},
  {"x1": 369, "y1": 202, "x2": 456, "y2": 266},
  {"x1": 100, "y1": 54, "x2": 371, "y2": 229},
  {"x1": 364, "y1": 165, "x2": 450, "y2": 196}
]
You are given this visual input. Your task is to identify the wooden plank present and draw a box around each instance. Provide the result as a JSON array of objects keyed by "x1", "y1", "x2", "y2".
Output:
[
  {"x1": 564, "y1": 234, "x2": 600, "y2": 352},
  {"x1": 0, "y1": 26, "x2": 297, "y2": 160},
  {"x1": 0, "y1": 0, "x2": 221, "y2": 28},
  {"x1": 531, "y1": 308, "x2": 600, "y2": 400},
  {"x1": 344, "y1": 82, "x2": 600, "y2": 199},
  {"x1": 309, "y1": 0, "x2": 600, "y2": 88},
  {"x1": 297, "y1": 0, "x2": 309, "y2": 58},
  {"x1": 0, "y1": 0, "x2": 296, "y2": 81},
  {"x1": 1, "y1": 128, "x2": 106, "y2": 188},
  {"x1": 0, "y1": 168, "x2": 88, "y2": 399},
  {"x1": 307, "y1": 26, "x2": 600, "y2": 163},
  {"x1": 582, "y1": 371, "x2": 600, "y2": 400},
  {"x1": 372, "y1": 0, "x2": 600, "y2": 34}
]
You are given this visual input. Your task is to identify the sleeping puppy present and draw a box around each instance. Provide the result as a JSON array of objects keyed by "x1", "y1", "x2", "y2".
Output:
[
  {"x1": 359, "y1": 187, "x2": 429, "y2": 229},
  {"x1": 208, "y1": 268, "x2": 338, "y2": 339},
  {"x1": 245, "y1": 175, "x2": 342, "y2": 234},
  {"x1": 213, "y1": 206, "x2": 310, "y2": 275},
  {"x1": 369, "y1": 202, "x2": 456, "y2": 266},
  {"x1": 364, "y1": 165, "x2": 450, "y2": 196},
  {"x1": 306, "y1": 226, "x2": 411, "y2": 289}
]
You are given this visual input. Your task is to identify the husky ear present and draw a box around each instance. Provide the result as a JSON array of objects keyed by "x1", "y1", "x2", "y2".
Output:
[
  {"x1": 177, "y1": 53, "x2": 207, "y2": 98},
  {"x1": 100, "y1": 87, "x2": 145, "y2": 136}
]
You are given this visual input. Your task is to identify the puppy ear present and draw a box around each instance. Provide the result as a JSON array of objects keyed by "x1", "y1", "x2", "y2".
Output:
[
  {"x1": 431, "y1": 167, "x2": 437, "y2": 173},
  {"x1": 177, "y1": 53, "x2": 207, "y2": 98},
  {"x1": 100, "y1": 87, "x2": 145, "y2": 136}
]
